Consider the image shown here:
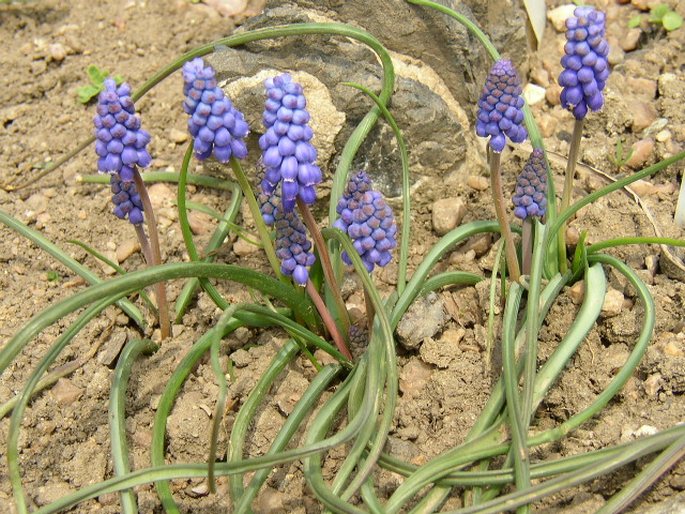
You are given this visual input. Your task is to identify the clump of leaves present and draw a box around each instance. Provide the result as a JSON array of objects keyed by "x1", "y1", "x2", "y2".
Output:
[
  {"x1": 608, "y1": 138, "x2": 634, "y2": 172},
  {"x1": 76, "y1": 65, "x2": 124, "y2": 104},
  {"x1": 629, "y1": 4, "x2": 683, "y2": 32}
]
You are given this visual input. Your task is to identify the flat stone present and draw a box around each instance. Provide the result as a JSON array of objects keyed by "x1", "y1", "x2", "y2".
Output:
[
  {"x1": 116, "y1": 238, "x2": 140, "y2": 263},
  {"x1": 233, "y1": 237, "x2": 259, "y2": 256},
  {"x1": 147, "y1": 183, "x2": 175, "y2": 209},
  {"x1": 569, "y1": 280, "x2": 585, "y2": 304},
  {"x1": 530, "y1": 67, "x2": 550, "y2": 88},
  {"x1": 396, "y1": 292, "x2": 446, "y2": 350},
  {"x1": 188, "y1": 211, "x2": 213, "y2": 235},
  {"x1": 50, "y1": 378, "x2": 83, "y2": 405},
  {"x1": 630, "y1": 99, "x2": 657, "y2": 133},
  {"x1": 545, "y1": 83, "x2": 562, "y2": 106},
  {"x1": 630, "y1": 179, "x2": 658, "y2": 196},
  {"x1": 97, "y1": 331, "x2": 128, "y2": 367},
  {"x1": 169, "y1": 128, "x2": 189, "y2": 144},
  {"x1": 431, "y1": 197, "x2": 466, "y2": 236},
  {"x1": 538, "y1": 113, "x2": 558, "y2": 138},
  {"x1": 627, "y1": 77, "x2": 657, "y2": 98}
]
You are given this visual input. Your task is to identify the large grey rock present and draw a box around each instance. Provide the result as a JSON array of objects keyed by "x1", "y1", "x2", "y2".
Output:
[{"x1": 209, "y1": 0, "x2": 529, "y2": 204}]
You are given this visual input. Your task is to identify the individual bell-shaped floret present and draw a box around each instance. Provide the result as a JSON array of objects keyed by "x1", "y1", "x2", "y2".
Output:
[
  {"x1": 512, "y1": 149, "x2": 548, "y2": 220},
  {"x1": 274, "y1": 208, "x2": 316, "y2": 286},
  {"x1": 110, "y1": 173, "x2": 144, "y2": 225},
  {"x1": 259, "y1": 73, "x2": 322, "y2": 212},
  {"x1": 475, "y1": 59, "x2": 528, "y2": 153},
  {"x1": 94, "y1": 79, "x2": 152, "y2": 182},
  {"x1": 182, "y1": 57, "x2": 249, "y2": 162},
  {"x1": 334, "y1": 171, "x2": 397, "y2": 272},
  {"x1": 559, "y1": 6, "x2": 610, "y2": 120}
]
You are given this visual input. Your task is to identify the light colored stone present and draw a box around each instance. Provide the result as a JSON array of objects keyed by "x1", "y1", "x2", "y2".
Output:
[
  {"x1": 50, "y1": 378, "x2": 83, "y2": 405},
  {"x1": 396, "y1": 292, "x2": 446, "y2": 350},
  {"x1": 547, "y1": 5, "x2": 577, "y2": 32},
  {"x1": 569, "y1": 280, "x2": 585, "y2": 304},
  {"x1": 531, "y1": 67, "x2": 550, "y2": 88},
  {"x1": 188, "y1": 211, "x2": 213, "y2": 235},
  {"x1": 627, "y1": 77, "x2": 657, "y2": 98},
  {"x1": 630, "y1": 179, "x2": 658, "y2": 196},
  {"x1": 643, "y1": 373, "x2": 662, "y2": 396},
  {"x1": 523, "y1": 83, "x2": 546, "y2": 106},
  {"x1": 431, "y1": 197, "x2": 466, "y2": 236},
  {"x1": 630, "y1": 100, "x2": 657, "y2": 133},
  {"x1": 48, "y1": 42, "x2": 67, "y2": 61},
  {"x1": 620, "y1": 28, "x2": 641, "y2": 52},
  {"x1": 35, "y1": 482, "x2": 76, "y2": 506},
  {"x1": 147, "y1": 183, "x2": 175, "y2": 209},
  {"x1": 466, "y1": 175, "x2": 489, "y2": 191},
  {"x1": 233, "y1": 237, "x2": 259, "y2": 256},
  {"x1": 462, "y1": 233, "x2": 492, "y2": 257},
  {"x1": 625, "y1": 138, "x2": 654, "y2": 168},
  {"x1": 538, "y1": 113, "x2": 558, "y2": 138},
  {"x1": 116, "y1": 238, "x2": 140, "y2": 263},
  {"x1": 566, "y1": 226, "x2": 580, "y2": 246},
  {"x1": 545, "y1": 83, "x2": 562, "y2": 106},
  {"x1": 601, "y1": 287, "x2": 624, "y2": 317},
  {"x1": 169, "y1": 128, "x2": 189, "y2": 144},
  {"x1": 98, "y1": 250, "x2": 119, "y2": 275},
  {"x1": 656, "y1": 129, "x2": 671, "y2": 142},
  {"x1": 608, "y1": 42, "x2": 625, "y2": 66},
  {"x1": 254, "y1": 486, "x2": 287, "y2": 514},
  {"x1": 399, "y1": 359, "x2": 433, "y2": 397}
]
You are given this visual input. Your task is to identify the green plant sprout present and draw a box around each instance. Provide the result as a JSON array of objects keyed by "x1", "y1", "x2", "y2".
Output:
[
  {"x1": 76, "y1": 64, "x2": 124, "y2": 104},
  {"x1": 629, "y1": 3, "x2": 683, "y2": 31},
  {"x1": 608, "y1": 137, "x2": 635, "y2": 172},
  {"x1": 2, "y1": 2, "x2": 685, "y2": 514}
]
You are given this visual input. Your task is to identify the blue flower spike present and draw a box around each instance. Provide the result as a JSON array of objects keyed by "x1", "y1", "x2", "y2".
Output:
[
  {"x1": 259, "y1": 73, "x2": 322, "y2": 212},
  {"x1": 94, "y1": 79, "x2": 152, "y2": 183},
  {"x1": 110, "y1": 174, "x2": 144, "y2": 225},
  {"x1": 559, "y1": 6, "x2": 610, "y2": 120},
  {"x1": 476, "y1": 59, "x2": 527, "y2": 153},
  {"x1": 182, "y1": 57, "x2": 249, "y2": 162},
  {"x1": 513, "y1": 149, "x2": 548, "y2": 221},
  {"x1": 335, "y1": 171, "x2": 397, "y2": 273},
  {"x1": 274, "y1": 208, "x2": 316, "y2": 287}
]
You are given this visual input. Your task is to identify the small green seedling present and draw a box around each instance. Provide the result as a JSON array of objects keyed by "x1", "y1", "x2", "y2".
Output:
[
  {"x1": 608, "y1": 138, "x2": 634, "y2": 172},
  {"x1": 76, "y1": 65, "x2": 124, "y2": 104},
  {"x1": 629, "y1": 4, "x2": 683, "y2": 31}
]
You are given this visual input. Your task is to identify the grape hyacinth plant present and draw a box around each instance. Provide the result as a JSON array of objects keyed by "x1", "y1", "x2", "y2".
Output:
[
  {"x1": 513, "y1": 148, "x2": 548, "y2": 273},
  {"x1": 5, "y1": 3, "x2": 685, "y2": 514},
  {"x1": 182, "y1": 57, "x2": 249, "y2": 162},
  {"x1": 259, "y1": 73, "x2": 322, "y2": 212},
  {"x1": 93, "y1": 78, "x2": 170, "y2": 339},
  {"x1": 476, "y1": 58, "x2": 527, "y2": 281},
  {"x1": 558, "y1": 6, "x2": 610, "y2": 271}
]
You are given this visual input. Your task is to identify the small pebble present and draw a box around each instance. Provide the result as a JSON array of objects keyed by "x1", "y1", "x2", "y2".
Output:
[
  {"x1": 630, "y1": 179, "x2": 658, "y2": 196},
  {"x1": 547, "y1": 4, "x2": 577, "y2": 32},
  {"x1": 147, "y1": 183, "x2": 175, "y2": 209},
  {"x1": 627, "y1": 77, "x2": 657, "y2": 99},
  {"x1": 630, "y1": 100, "x2": 657, "y2": 133},
  {"x1": 116, "y1": 239, "x2": 140, "y2": 262},
  {"x1": 620, "y1": 28, "x2": 641, "y2": 52},
  {"x1": 625, "y1": 139, "x2": 654, "y2": 168},
  {"x1": 466, "y1": 175, "x2": 489, "y2": 191},
  {"x1": 644, "y1": 373, "x2": 662, "y2": 396},
  {"x1": 608, "y1": 43, "x2": 625, "y2": 66},
  {"x1": 169, "y1": 128, "x2": 189, "y2": 144},
  {"x1": 545, "y1": 83, "x2": 562, "y2": 106},
  {"x1": 48, "y1": 42, "x2": 67, "y2": 61},
  {"x1": 462, "y1": 233, "x2": 492, "y2": 257},
  {"x1": 233, "y1": 237, "x2": 259, "y2": 256},
  {"x1": 431, "y1": 197, "x2": 466, "y2": 236},
  {"x1": 188, "y1": 211, "x2": 212, "y2": 235},
  {"x1": 566, "y1": 226, "x2": 580, "y2": 246},
  {"x1": 399, "y1": 359, "x2": 433, "y2": 397},
  {"x1": 523, "y1": 83, "x2": 546, "y2": 106},
  {"x1": 538, "y1": 113, "x2": 558, "y2": 138},
  {"x1": 656, "y1": 129, "x2": 671, "y2": 142},
  {"x1": 50, "y1": 378, "x2": 83, "y2": 405},
  {"x1": 569, "y1": 280, "x2": 585, "y2": 304},
  {"x1": 601, "y1": 287, "x2": 624, "y2": 318},
  {"x1": 531, "y1": 67, "x2": 550, "y2": 88}
]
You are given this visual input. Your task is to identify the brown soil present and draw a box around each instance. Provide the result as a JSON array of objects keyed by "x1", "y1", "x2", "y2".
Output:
[{"x1": 1, "y1": 0, "x2": 685, "y2": 513}]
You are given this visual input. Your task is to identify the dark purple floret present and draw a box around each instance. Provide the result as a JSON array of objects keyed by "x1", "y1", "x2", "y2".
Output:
[
  {"x1": 259, "y1": 73, "x2": 322, "y2": 212},
  {"x1": 110, "y1": 174, "x2": 144, "y2": 225},
  {"x1": 559, "y1": 6, "x2": 609, "y2": 120},
  {"x1": 274, "y1": 208, "x2": 316, "y2": 286},
  {"x1": 94, "y1": 79, "x2": 152, "y2": 182},
  {"x1": 513, "y1": 149, "x2": 548, "y2": 220},
  {"x1": 182, "y1": 57, "x2": 249, "y2": 162},
  {"x1": 334, "y1": 171, "x2": 397, "y2": 273},
  {"x1": 475, "y1": 59, "x2": 527, "y2": 153}
]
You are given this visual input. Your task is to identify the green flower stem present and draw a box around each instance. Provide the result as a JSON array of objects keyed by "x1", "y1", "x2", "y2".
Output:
[
  {"x1": 0, "y1": 208, "x2": 144, "y2": 330},
  {"x1": 109, "y1": 338, "x2": 158, "y2": 514},
  {"x1": 490, "y1": 152, "x2": 521, "y2": 281},
  {"x1": 133, "y1": 168, "x2": 170, "y2": 339},
  {"x1": 8, "y1": 298, "x2": 114, "y2": 513},
  {"x1": 177, "y1": 142, "x2": 230, "y2": 310},
  {"x1": 297, "y1": 198, "x2": 351, "y2": 334},
  {"x1": 341, "y1": 81, "x2": 410, "y2": 295},
  {"x1": 80, "y1": 171, "x2": 239, "y2": 190},
  {"x1": 306, "y1": 278, "x2": 352, "y2": 361},
  {"x1": 234, "y1": 363, "x2": 341, "y2": 514},
  {"x1": 587, "y1": 236, "x2": 685, "y2": 254},
  {"x1": 230, "y1": 157, "x2": 283, "y2": 281},
  {"x1": 175, "y1": 181, "x2": 243, "y2": 321},
  {"x1": 545, "y1": 149, "x2": 685, "y2": 254},
  {"x1": 557, "y1": 118, "x2": 584, "y2": 273},
  {"x1": 501, "y1": 283, "x2": 530, "y2": 512}
]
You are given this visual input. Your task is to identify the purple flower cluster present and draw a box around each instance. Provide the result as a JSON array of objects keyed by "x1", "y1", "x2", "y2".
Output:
[
  {"x1": 512, "y1": 149, "x2": 548, "y2": 220},
  {"x1": 334, "y1": 171, "x2": 397, "y2": 272},
  {"x1": 274, "y1": 208, "x2": 316, "y2": 286},
  {"x1": 259, "y1": 74, "x2": 322, "y2": 212},
  {"x1": 110, "y1": 174, "x2": 144, "y2": 225},
  {"x1": 559, "y1": 7, "x2": 609, "y2": 120},
  {"x1": 476, "y1": 60, "x2": 527, "y2": 153},
  {"x1": 182, "y1": 57, "x2": 249, "y2": 162},
  {"x1": 94, "y1": 79, "x2": 152, "y2": 182}
]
